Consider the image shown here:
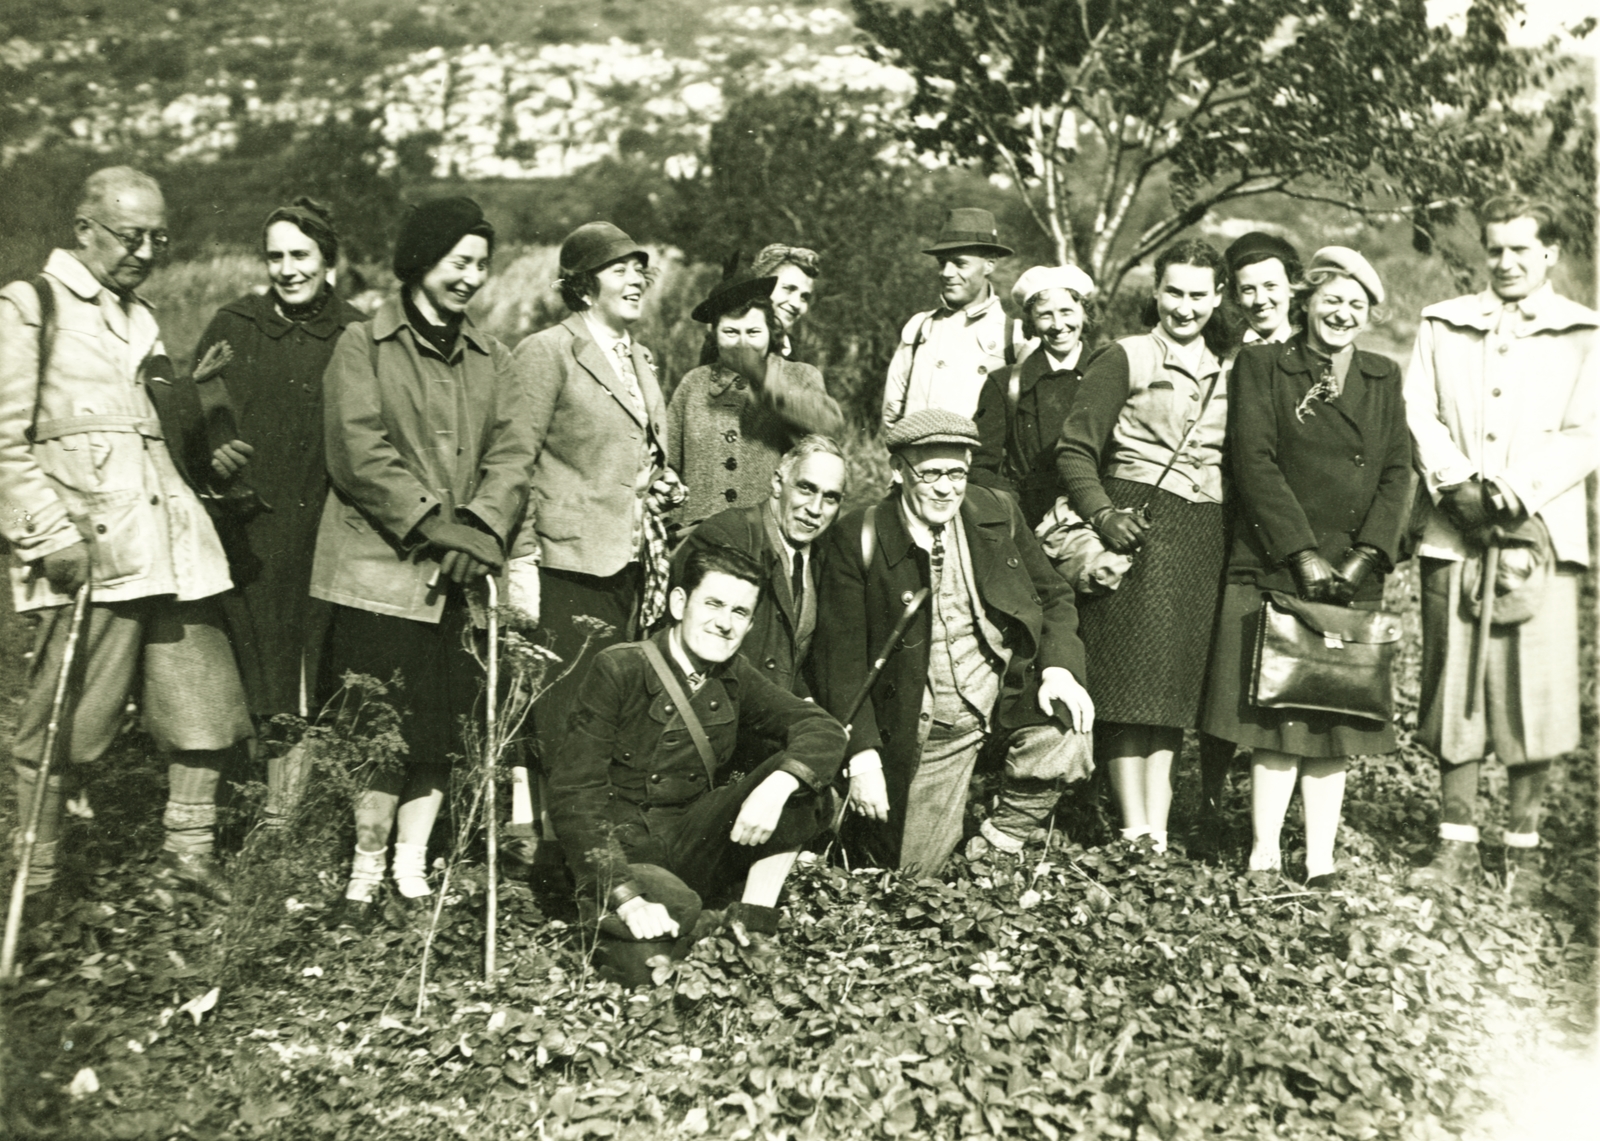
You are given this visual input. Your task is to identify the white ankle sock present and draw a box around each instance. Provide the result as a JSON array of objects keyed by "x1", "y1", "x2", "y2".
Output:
[
  {"x1": 392, "y1": 841, "x2": 432, "y2": 898},
  {"x1": 1502, "y1": 830, "x2": 1539, "y2": 850},
  {"x1": 1439, "y1": 822, "x2": 1480, "y2": 843},
  {"x1": 345, "y1": 846, "x2": 386, "y2": 902},
  {"x1": 1120, "y1": 826, "x2": 1150, "y2": 843},
  {"x1": 1149, "y1": 830, "x2": 1168, "y2": 854}
]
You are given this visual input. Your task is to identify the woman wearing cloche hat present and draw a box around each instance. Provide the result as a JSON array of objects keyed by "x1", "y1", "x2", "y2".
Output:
[{"x1": 1202, "y1": 245, "x2": 1412, "y2": 890}]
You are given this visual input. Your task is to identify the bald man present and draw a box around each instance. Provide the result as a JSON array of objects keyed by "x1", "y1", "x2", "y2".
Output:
[{"x1": 0, "y1": 166, "x2": 254, "y2": 916}]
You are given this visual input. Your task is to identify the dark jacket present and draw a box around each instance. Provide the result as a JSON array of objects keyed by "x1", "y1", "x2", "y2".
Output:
[
  {"x1": 195, "y1": 290, "x2": 369, "y2": 715},
  {"x1": 811, "y1": 485, "x2": 1086, "y2": 865},
  {"x1": 669, "y1": 504, "x2": 817, "y2": 696},
  {"x1": 1227, "y1": 337, "x2": 1414, "y2": 599},
  {"x1": 971, "y1": 350, "x2": 1084, "y2": 528},
  {"x1": 549, "y1": 629, "x2": 847, "y2": 894}
]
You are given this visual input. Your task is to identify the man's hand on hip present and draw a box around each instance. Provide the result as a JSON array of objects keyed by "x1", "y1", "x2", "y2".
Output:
[{"x1": 731, "y1": 770, "x2": 801, "y2": 846}]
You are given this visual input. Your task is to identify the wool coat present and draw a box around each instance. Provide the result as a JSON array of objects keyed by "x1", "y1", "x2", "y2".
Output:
[
  {"x1": 665, "y1": 357, "x2": 842, "y2": 528},
  {"x1": 309, "y1": 297, "x2": 534, "y2": 623},
  {"x1": 1226, "y1": 337, "x2": 1414, "y2": 600},
  {"x1": 668, "y1": 503, "x2": 819, "y2": 696},
  {"x1": 195, "y1": 289, "x2": 368, "y2": 714},
  {"x1": 513, "y1": 313, "x2": 670, "y2": 578},
  {"x1": 972, "y1": 348, "x2": 1084, "y2": 528},
  {"x1": 811, "y1": 485, "x2": 1086, "y2": 863},
  {"x1": 549, "y1": 629, "x2": 847, "y2": 896}
]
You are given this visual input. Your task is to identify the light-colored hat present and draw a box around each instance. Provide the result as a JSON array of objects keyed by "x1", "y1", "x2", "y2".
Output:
[
  {"x1": 1011, "y1": 264, "x2": 1097, "y2": 310},
  {"x1": 1307, "y1": 246, "x2": 1384, "y2": 305},
  {"x1": 883, "y1": 408, "x2": 981, "y2": 452}
]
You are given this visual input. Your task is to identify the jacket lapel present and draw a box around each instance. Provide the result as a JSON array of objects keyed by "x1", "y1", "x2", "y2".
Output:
[
  {"x1": 759, "y1": 506, "x2": 799, "y2": 627},
  {"x1": 565, "y1": 313, "x2": 649, "y2": 429}
]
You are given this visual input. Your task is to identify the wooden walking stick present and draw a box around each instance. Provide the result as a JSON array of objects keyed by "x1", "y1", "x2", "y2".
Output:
[
  {"x1": 484, "y1": 576, "x2": 500, "y2": 978},
  {"x1": 2, "y1": 581, "x2": 91, "y2": 983},
  {"x1": 1465, "y1": 527, "x2": 1503, "y2": 720}
]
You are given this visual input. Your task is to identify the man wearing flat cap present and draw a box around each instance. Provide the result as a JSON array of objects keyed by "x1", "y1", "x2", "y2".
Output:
[
  {"x1": 514, "y1": 221, "x2": 686, "y2": 767},
  {"x1": 812, "y1": 408, "x2": 1096, "y2": 873},
  {"x1": 1404, "y1": 194, "x2": 1599, "y2": 901},
  {"x1": 882, "y1": 208, "x2": 1014, "y2": 428}
]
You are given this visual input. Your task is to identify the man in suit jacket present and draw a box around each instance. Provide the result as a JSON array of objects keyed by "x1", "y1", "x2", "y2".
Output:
[
  {"x1": 513, "y1": 222, "x2": 686, "y2": 764},
  {"x1": 670, "y1": 434, "x2": 846, "y2": 696},
  {"x1": 1404, "y1": 194, "x2": 1598, "y2": 901},
  {"x1": 812, "y1": 410, "x2": 1095, "y2": 873}
]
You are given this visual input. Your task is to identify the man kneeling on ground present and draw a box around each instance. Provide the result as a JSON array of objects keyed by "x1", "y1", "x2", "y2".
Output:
[{"x1": 547, "y1": 544, "x2": 847, "y2": 984}]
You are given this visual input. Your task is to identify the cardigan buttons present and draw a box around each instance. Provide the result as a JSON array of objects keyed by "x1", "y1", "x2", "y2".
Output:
[
  {"x1": 725, "y1": 489, "x2": 738, "y2": 501},
  {"x1": 724, "y1": 457, "x2": 738, "y2": 471}
]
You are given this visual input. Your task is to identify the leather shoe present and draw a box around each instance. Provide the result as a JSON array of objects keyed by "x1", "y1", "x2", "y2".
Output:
[
  {"x1": 1504, "y1": 847, "x2": 1543, "y2": 906},
  {"x1": 1305, "y1": 872, "x2": 1342, "y2": 892},
  {"x1": 1407, "y1": 839, "x2": 1482, "y2": 892},
  {"x1": 155, "y1": 850, "x2": 233, "y2": 905},
  {"x1": 328, "y1": 895, "x2": 380, "y2": 933}
]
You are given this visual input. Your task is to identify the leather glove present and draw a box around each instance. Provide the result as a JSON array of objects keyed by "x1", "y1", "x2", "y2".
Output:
[
  {"x1": 1288, "y1": 549, "x2": 1339, "y2": 602},
  {"x1": 1328, "y1": 544, "x2": 1384, "y2": 604},
  {"x1": 1092, "y1": 506, "x2": 1148, "y2": 554},
  {"x1": 415, "y1": 512, "x2": 504, "y2": 583},
  {"x1": 39, "y1": 541, "x2": 91, "y2": 595},
  {"x1": 1439, "y1": 481, "x2": 1491, "y2": 533}
]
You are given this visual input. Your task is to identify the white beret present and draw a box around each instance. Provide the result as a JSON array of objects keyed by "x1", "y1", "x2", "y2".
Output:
[
  {"x1": 1011, "y1": 264, "x2": 1097, "y2": 310},
  {"x1": 1307, "y1": 246, "x2": 1385, "y2": 306}
]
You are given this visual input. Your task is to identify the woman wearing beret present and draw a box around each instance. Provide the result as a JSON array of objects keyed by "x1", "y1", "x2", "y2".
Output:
[
  {"x1": 1203, "y1": 248, "x2": 1411, "y2": 888},
  {"x1": 1056, "y1": 240, "x2": 1231, "y2": 853},
  {"x1": 971, "y1": 263, "x2": 1096, "y2": 528},
  {"x1": 193, "y1": 198, "x2": 368, "y2": 828},
  {"x1": 313, "y1": 197, "x2": 534, "y2": 920},
  {"x1": 666, "y1": 276, "x2": 844, "y2": 530},
  {"x1": 1224, "y1": 231, "x2": 1302, "y2": 348}
]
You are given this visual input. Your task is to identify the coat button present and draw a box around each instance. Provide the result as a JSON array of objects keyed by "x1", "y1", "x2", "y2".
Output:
[
  {"x1": 1497, "y1": 342, "x2": 1510, "y2": 354},
  {"x1": 96, "y1": 523, "x2": 107, "y2": 534},
  {"x1": 1491, "y1": 388, "x2": 1502, "y2": 397},
  {"x1": 935, "y1": 360, "x2": 947, "y2": 369},
  {"x1": 622, "y1": 752, "x2": 632, "y2": 760},
  {"x1": 725, "y1": 489, "x2": 738, "y2": 501},
  {"x1": 708, "y1": 700, "x2": 719, "y2": 710},
  {"x1": 977, "y1": 365, "x2": 987, "y2": 375},
  {"x1": 650, "y1": 774, "x2": 662, "y2": 783},
  {"x1": 920, "y1": 711, "x2": 930, "y2": 721},
  {"x1": 724, "y1": 430, "x2": 738, "y2": 443},
  {"x1": 1007, "y1": 557, "x2": 1019, "y2": 568},
  {"x1": 663, "y1": 704, "x2": 674, "y2": 715},
  {"x1": 901, "y1": 590, "x2": 914, "y2": 605},
  {"x1": 724, "y1": 457, "x2": 738, "y2": 471},
  {"x1": 765, "y1": 658, "x2": 777, "y2": 669},
  {"x1": 150, "y1": 495, "x2": 160, "y2": 505},
  {"x1": 1486, "y1": 432, "x2": 1497, "y2": 442}
]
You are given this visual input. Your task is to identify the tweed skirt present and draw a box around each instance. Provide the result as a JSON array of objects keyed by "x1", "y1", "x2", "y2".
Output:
[
  {"x1": 1075, "y1": 478, "x2": 1226, "y2": 729},
  {"x1": 1201, "y1": 583, "x2": 1398, "y2": 758}
]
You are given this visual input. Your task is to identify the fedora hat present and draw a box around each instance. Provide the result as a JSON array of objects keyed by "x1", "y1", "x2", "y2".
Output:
[
  {"x1": 690, "y1": 275, "x2": 777, "y2": 324},
  {"x1": 922, "y1": 208, "x2": 1013, "y2": 258}
]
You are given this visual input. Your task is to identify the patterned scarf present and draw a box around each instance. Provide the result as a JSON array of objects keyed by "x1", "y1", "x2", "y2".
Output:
[{"x1": 639, "y1": 511, "x2": 672, "y2": 630}]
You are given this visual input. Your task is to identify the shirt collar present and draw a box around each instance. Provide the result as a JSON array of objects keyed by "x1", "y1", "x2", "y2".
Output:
[
  {"x1": 941, "y1": 286, "x2": 999, "y2": 321},
  {"x1": 1150, "y1": 323, "x2": 1220, "y2": 379},
  {"x1": 897, "y1": 495, "x2": 947, "y2": 553},
  {"x1": 1482, "y1": 281, "x2": 1555, "y2": 321},
  {"x1": 666, "y1": 627, "x2": 707, "y2": 692},
  {"x1": 1041, "y1": 341, "x2": 1083, "y2": 371},
  {"x1": 1241, "y1": 323, "x2": 1296, "y2": 346},
  {"x1": 46, "y1": 248, "x2": 151, "y2": 310},
  {"x1": 371, "y1": 295, "x2": 490, "y2": 353},
  {"x1": 583, "y1": 310, "x2": 632, "y2": 356}
]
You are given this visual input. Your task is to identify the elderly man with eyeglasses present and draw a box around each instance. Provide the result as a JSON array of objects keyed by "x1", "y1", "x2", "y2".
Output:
[
  {"x1": 0, "y1": 166, "x2": 255, "y2": 918},
  {"x1": 812, "y1": 409, "x2": 1096, "y2": 873}
]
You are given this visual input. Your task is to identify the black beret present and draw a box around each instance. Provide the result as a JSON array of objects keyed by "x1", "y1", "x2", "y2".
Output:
[
  {"x1": 393, "y1": 197, "x2": 493, "y2": 284},
  {"x1": 1224, "y1": 230, "x2": 1299, "y2": 273}
]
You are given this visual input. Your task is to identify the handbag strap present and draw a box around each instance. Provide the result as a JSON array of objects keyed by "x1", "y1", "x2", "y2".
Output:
[
  {"x1": 1142, "y1": 365, "x2": 1223, "y2": 503},
  {"x1": 639, "y1": 640, "x2": 717, "y2": 788}
]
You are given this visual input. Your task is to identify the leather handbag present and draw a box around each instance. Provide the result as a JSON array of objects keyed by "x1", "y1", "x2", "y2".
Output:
[{"x1": 1249, "y1": 591, "x2": 1401, "y2": 723}]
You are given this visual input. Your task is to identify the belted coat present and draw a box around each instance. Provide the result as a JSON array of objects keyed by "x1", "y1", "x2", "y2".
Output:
[{"x1": 811, "y1": 485, "x2": 1086, "y2": 862}]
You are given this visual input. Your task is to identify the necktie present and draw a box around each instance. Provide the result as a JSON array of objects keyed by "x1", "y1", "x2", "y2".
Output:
[
  {"x1": 791, "y1": 549, "x2": 805, "y2": 612},
  {"x1": 612, "y1": 341, "x2": 645, "y2": 415},
  {"x1": 930, "y1": 525, "x2": 946, "y2": 583}
]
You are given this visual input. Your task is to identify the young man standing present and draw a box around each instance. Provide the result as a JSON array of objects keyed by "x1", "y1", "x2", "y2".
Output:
[
  {"x1": 1404, "y1": 194, "x2": 1598, "y2": 900},
  {"x1": 547, "y1": 545, "x2": 847, "y2": 983}
]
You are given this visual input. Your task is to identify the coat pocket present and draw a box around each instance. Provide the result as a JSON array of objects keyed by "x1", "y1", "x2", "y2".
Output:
[{"x1": 79, "y1": 487, "x2": 153, "y2": 584}]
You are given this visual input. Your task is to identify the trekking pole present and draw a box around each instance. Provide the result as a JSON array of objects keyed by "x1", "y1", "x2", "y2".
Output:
[
  {"x1": 484, "y1": 576, "x2": 500, "y2": 979},
  {"x1": 831, "y1": 587, "x2": 931, "y2": 832},
  {"x1": 2, "y1": 581, "x2": 91, "y2": 984},
  {"x1": 1465, "y1": 527, "x2": 1503, "y2": 720}
]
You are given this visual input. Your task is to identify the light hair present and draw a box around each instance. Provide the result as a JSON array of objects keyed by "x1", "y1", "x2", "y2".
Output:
[
  {"x1": 1290, "y1": 266, "x2": 1386, "y2": 325},
  {"x1": 775, "y1": 434, "x2": 845, "y2": 484},
  {"x1": 1479, "y1": 193, "x2": 1564, "y2": 247},
  {"x1": 752, "y1": 243, "x2": 820, "y2": 279},
  {"x1": 77, "y1": 166, "x2": 163, "y2": 219}
]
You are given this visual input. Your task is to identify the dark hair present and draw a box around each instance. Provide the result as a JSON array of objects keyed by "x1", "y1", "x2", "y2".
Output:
[
  {"x1": 679, "y1": 543, "x2": 764, "y2": 598},
  {"x1": 262, "y1": 196, "x2": 339, "y2": 264},
  {"x1": 558, "y1": 269, "x2": 600, "y2": 312},
  {"x1": 1479, "y1": 193, "x2": 1565, "y2": 247},
  {"x1": 1229, "y1": 248, "x2": 1302, "y2": 295},
  {"x1": 1020, "y1": 287, "x2": 1094, "y2": 343},
  {"x1": 1139, "y1": 239, "x2": 1229, "y2": 355},
  {"x1": 696, "y1": 297, "x2": 780, "y2": 368}
]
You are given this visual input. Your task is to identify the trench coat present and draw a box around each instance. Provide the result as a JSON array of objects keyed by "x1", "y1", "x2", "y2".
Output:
[
  {"x1": 309, "y1": 297, "x2": 534, "y2": 623},
  {"x1": 195, "y1": 289, "x2": 368, "y2": 714},
  {"x1": 810, "y1": 485, "x2": 1086, "y2": 863}
]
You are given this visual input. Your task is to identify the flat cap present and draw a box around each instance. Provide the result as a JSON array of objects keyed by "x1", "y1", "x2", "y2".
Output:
[
  {"x1": 1224, "y1": 231, "x2": 1299, "y2": 274},
  {"x1": 1307, "y1": 245, "x2": 1384, "y2": 305},
  {"x1": 559, "y1": 221, "x2": 648, "y2": 276},
  {"x1": 1011, "y1": 264, "x2": 1097, "y2": 309},
  {"x1": 883, "y1": 408, "x2": 982, "y2": 452}
]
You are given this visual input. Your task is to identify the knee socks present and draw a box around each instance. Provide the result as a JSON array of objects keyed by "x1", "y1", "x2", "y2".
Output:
[{"x1": 162, "y1": 752, "x2": 223, "y2": 857}]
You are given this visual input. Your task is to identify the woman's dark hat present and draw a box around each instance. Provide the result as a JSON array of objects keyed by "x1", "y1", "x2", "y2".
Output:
[
  {"x1": 560, "y1": 222, "x2": 648, "y2": 276},
  {"x1": 922, "y1": 208, "x2": 1013, "y2": 258},
  {"x1": 691, "y1": 275, "x2": 777, "y2": 324},
  {"x1": 1224, "y1": 231, "x2": 1298, "y2": 273},
  {"x1": 393, "y1": 197, "x2": 492, "y2": 284}
]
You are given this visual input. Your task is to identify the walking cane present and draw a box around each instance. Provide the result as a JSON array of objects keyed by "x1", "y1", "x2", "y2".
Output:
[
  {"x1": 830, "y1": 587, "x2": 931, "y2": 833},
  {"x1": 2, "y1": 581, "x2": 91, "y2": 984},
  {"x1": 1465, "y1": 527, "x2": 1503, "y2": 720},
  {"x1": 483, "y1": 577, "x2": 500, "y2": 979}
]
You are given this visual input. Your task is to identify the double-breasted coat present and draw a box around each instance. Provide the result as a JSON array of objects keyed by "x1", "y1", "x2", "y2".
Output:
[
  {"x1": 811, "y1": 485, "x2": 1086, "y2": 862},
  {"x1": 195, "y1": 289, "x2": 368, "y2": 715}
]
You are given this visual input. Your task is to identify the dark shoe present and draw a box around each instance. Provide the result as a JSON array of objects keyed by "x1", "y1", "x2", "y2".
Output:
[
  {"x1": 155, "y1": 850, "x2": 233, "y2": 905},
  {"x1": 1408, "y1": 839, "x2": 1482, "y2": 892},
  {"x1": 724, "y1": 901, "x2": 781, "y2": 939},
  {"x1": 1242, "y1": 868, "x2": 1283, "y2": 894},
  {"x1": 1505, "y1": 847, "x2": 1543, "y2": 906},
  {"x1": 21, "y1": 887, "x2": 60, "y2": 926},
  {"x1": 1188, "y1": 816, "x2": 1223, "y2": 866},
  {"x1": 1305, "y1": 872, "x2": 1342, "y2": 892},
  {"x1": 327, "y1": 895, "x2": 380, "y2": 933}
]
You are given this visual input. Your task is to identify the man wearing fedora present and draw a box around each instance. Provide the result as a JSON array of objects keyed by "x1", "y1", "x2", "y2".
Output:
[
  {"x1": 812, "y1": 409, "x2": 1096, "y2": 874},
  {"x1": 514, "y1": 221, "x2": 686, "y2": 766},
  {"x1": 882, "y1": 208, "x2": 1015, "y2": 428}
]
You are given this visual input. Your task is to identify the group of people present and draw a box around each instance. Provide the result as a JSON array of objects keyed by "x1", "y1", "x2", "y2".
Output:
[{"x1": 1, "y1": 166, "x2": 1593, "y2": 984}]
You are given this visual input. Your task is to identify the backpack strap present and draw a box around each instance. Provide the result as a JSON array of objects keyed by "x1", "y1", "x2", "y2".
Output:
[
  {"x1": 26, "y1": 276, "x2": 56, "y2": 444},
  {"x1": 638, "y1": 640, "x2": 717, "y2": 789},
  {"x1": 859, "y1": 504, "x2": 878, "y2": 569}
]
